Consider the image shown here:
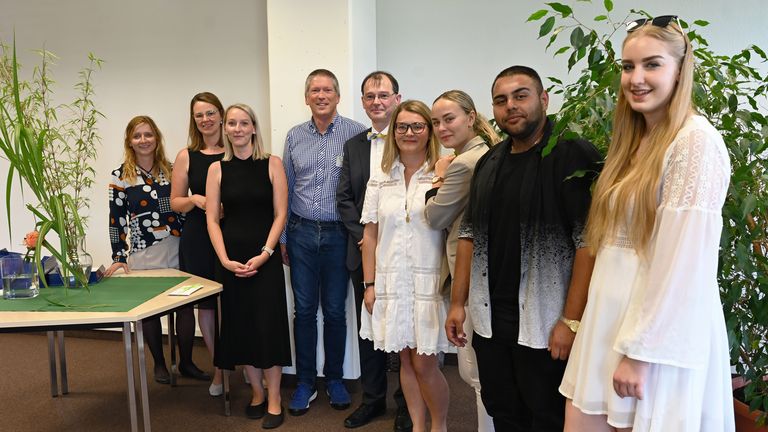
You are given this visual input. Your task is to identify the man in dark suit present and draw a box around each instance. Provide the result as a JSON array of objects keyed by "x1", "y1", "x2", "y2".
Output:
[{"x1": 337, "y1": 71, "x2": 411, "y2": 431}]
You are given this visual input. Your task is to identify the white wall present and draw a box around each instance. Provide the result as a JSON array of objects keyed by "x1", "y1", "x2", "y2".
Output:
[
  {"x1": 266, "y1": 0, "x2": 376, "y2": 160},
  {"x1": 376, "y1": 0, "x2": 768, "y2": 118},
  {"x1": 0, "y1": 0, "x2": 270, "y2": 266}
]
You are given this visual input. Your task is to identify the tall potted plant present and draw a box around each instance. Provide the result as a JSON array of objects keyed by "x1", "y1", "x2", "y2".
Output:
[
  {"x1": 0, "y1": 38, "x2": 103, "y2": 290},
  {"x1": 527, "y1": 1, "x2": 768, "y2": 427}
]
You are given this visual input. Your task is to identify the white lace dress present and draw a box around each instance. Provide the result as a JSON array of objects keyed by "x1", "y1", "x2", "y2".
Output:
[
  {"x1": 559, "y1": 116, "x2": 735, "y2": 431},
  {"x1": 359, "y1": 160, "x2": 450, "y2": 355}
]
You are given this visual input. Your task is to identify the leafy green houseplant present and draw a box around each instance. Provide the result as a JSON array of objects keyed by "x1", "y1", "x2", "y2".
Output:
[
  {"x1": 527, "y1": 0, "x2": 768, "y2": 426},
  {"x1": 0, "y1": 39, "x2": 103, "y2": 290}
]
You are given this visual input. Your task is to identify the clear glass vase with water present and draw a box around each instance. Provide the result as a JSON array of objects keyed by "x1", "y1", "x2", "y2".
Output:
[{"x1": 1, "y1": 255, "x2": 40, "y2": 299}]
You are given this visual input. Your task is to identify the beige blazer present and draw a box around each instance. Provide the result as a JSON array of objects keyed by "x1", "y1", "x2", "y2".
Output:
[{"x1": 424, "y1": 136, "x2": 490, "y2": 279}]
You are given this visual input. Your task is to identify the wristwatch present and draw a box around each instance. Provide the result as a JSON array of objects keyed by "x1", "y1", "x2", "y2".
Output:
[
  {"x1": 431, "y1": 176, "x2": 444, "y2": 185},
  {"x1": 559, "y1": 316, "x2": 580, "y2": 333},
  {"x1": 261, "y1": 246, "x2": 275, "y2": 256},
  {"x1": 362, "y1": 281, "x2": 375, "y2": 289}
]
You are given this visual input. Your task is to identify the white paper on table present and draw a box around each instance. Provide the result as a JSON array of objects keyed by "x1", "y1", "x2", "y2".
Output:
[{"x1": 168, "y1": 284, "x2": 203, "y2": 296}]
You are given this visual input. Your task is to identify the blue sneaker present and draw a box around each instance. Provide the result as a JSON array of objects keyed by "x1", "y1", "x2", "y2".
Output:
[
  {"x1": 326, "y1": 379, "x2": 351, "y2": 410},
  {"x1": 288, "y1": 383, "x2": 317, "y2": 416}
]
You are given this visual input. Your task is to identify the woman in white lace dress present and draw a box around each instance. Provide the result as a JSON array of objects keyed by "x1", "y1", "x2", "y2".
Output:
[
  {"x1": 360, "y1": 100, "x2": 450, "y2": 432},
  {"x1": 559, "y1": 16, "x2": 735, "y2": 431}
]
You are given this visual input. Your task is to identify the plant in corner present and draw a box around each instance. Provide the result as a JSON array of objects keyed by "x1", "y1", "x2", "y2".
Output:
[
  {"x1": 527, "y1": 0, "x2": 768, "y2": 426},
  {"x1": 0, "y1": 38, "x2": 103, "y2": 291}
]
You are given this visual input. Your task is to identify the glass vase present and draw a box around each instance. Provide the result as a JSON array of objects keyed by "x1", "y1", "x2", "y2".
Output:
[
  {"x1": 57, "y1": 236, "x2": 93, "y2": 288},
  {"x1": 1, "y1": 255, "x2": 40, "y2": 299}
]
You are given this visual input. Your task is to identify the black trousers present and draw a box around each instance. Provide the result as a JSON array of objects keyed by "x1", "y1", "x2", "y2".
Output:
[
  {"x1": 472, "y1": 331, "x2": 566, "y2": 432},
  {"x1": 351, "y1": 265, "x2": 406, "y2": 408}
]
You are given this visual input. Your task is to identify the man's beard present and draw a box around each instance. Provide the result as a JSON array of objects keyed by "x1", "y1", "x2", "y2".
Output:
[{"x1": 504, "y1": 114, "x2": 543, "y2": 141}]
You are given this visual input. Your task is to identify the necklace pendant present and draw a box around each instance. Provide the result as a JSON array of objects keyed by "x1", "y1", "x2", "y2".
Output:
[{"x1": 406, "y1": 214, "x2": 410, "y2": 223}]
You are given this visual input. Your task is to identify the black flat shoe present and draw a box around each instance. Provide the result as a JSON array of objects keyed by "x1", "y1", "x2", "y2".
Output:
[
  {"x1": 262, "y1": 409, "x2": 284, "y2": 429},
  {"x1": 178, "y1": 363, "x2": 211, "y2": 381},
  {"x1": 344, "y1": 403, "x2": 386, "y2": 428},
  {"x1": 246, "y1": 399, "x2": 268, "y2": 419},
  {"x1": 394, "y1": 406, "x2": 413, "y2": 432},
  {"x1": 154, "y1": 365, "x2": 170, "y2": 385}
]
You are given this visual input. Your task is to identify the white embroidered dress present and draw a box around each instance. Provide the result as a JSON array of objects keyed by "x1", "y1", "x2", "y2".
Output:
[
  {"x1": 560, "y1": 116, "x2": 735, "y2": 431},
  {"x1": 359, "y1": 160, "x2": 449, "y2": 355}
]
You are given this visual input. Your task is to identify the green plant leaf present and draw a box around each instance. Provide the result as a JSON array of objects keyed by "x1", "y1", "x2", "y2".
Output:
[
  {"x1": 35, "y1": 220, "x2": 54, "y2": 288},
  {"x1": 740, "y1": 194, "x2": 757, "y2": 220},
  {"x1": 554, "y1": 46, "x2": 570, "y2": 56},
  {"x1": 527, "y1": 9, "x2": 548, "y2": 21},
  {"x1": 539, "y1": 16, "x2": 556, "y2": 38},
  {"x1": 752, "y1": 44, "x2": 767, "y2": 60},
  {"x1": 603, "y1": 0, "x2": 613, "y2": 12},
  {"x1": 728, "y1": 94, "x2": 738, "y2": 113},
  {"x1": 594, "y1": 15, "x2": 607, "y2": 21},
  {"x1": 542, "y1": 134, "x2": 560, "y2": 157},
  {"x1": 548, "y1": 76, "x2": 564, "y2": 85},
  {"x1": 589, "y1": 47, "x2": 604, "y2": 65},
  {"x1": 547, "y1": 2, "x2": 572, "y2": 17},
  {"x1": 4, "y1": 164, "x2": 15, "y2": 238},
  {"x1": 570, "y1": 27, "x2": 585, "y2": 49},
  {"x1": 62, "y1": 194, "x2": 84, "y2": 236},
  {"x1": 565, "y1": 169, "x2": 590, "y2": 180},
  {"x1": 546, "y1": 31, "x2": 560, "y2": 50},
  {"x1": 693, "y1": 20, "x2": 710, "y2": 27}
]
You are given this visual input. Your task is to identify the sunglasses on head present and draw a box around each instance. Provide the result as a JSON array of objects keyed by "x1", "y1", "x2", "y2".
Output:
[{"x1": 625, "y1": 15, "x2": 680, "y2": 32}]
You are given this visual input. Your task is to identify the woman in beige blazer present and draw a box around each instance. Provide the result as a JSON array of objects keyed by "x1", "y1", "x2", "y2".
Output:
[{"x1": 425, "y1": 90, "x2": 499, "y2": 432}]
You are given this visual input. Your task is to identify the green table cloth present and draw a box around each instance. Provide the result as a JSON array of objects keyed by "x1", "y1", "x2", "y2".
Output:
[{"x1": 0, "y1": 277, "x2": 189, "y2": 312}]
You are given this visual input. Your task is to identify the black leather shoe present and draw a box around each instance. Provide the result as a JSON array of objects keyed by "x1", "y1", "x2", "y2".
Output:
[
  {"x1": 393, "y1": 406, "x2": 413, "y2": 432},
  {"x1": 154, "y1": 365, "x2": 170, "y2": 384},
  {"x1": 246, "y1": 399, "x2": 268, "y2": 419},
  {"x1": 344, "y1": 403, "x2": 386, "y2": 428},
  {"x1": 178, "y1": 363, "x2": 212, "y2": 381},
  {"x1": 262, "y1": 409, "x2": 284, "y2": 429}
]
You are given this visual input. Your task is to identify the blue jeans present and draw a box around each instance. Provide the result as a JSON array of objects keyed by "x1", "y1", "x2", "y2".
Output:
[{"x1": 287, "y1": 214, "x2": 348, "y2": 385}]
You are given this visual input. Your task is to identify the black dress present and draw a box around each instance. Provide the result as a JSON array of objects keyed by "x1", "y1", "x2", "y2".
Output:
[
  {"x1": 179, "y1": 150, "x2": 223, "y2": 309},
  {"x1": 213, "y1": 156, "x2": 291, "y2": 369}
]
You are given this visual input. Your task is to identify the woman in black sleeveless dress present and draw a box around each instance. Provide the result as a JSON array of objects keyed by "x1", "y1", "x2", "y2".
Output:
[
  {"x1": 171, "y1": 92, "x2": 225, "y2": 387},
  {"x1": 206, "y1": 103, "x2": 291, "y2": 428}
]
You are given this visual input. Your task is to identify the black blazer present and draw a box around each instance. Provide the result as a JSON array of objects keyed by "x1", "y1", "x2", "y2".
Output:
[{"x1": 336, "y1": 128, "x2": 372, "y2": 271}]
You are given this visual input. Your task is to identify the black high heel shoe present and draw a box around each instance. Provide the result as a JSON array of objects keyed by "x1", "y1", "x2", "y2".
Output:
[
  {"x1": 178, "y1": 363, "x2": 212, "y2": 381},
  {"x1": 154, "y1": 364, "x2": 171, "y2": 384}
]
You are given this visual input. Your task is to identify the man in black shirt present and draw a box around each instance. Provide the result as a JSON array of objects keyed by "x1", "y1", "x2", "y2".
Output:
[{"x1": 445, "y1": 66, "x2": 601, "y2": 431}]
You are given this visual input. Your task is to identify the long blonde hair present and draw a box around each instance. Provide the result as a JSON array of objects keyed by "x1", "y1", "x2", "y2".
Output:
[
  {"x1": 433, "y1": 89, "x2": 501, "y2": 146},
  {"x1": 121, "y1": 115, "x2": 172, "y2": 183},
  {"x1": 585, "y1": 21, "x2": 694, "y2": 253},
  {"x1": 381, "y1": 100, "x2": 441, "y2": 173},
  {"x1": 222, "y1": 103, "x2": 269, "y2": 161}
]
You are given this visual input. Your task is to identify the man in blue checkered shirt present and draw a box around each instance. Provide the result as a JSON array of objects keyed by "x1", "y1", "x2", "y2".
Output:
[{"x1": 280, "y1": 69, "x2": 366, "y2": 417}]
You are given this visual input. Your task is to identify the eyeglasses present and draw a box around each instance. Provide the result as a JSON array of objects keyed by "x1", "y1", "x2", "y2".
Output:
[
  {"x1": 394, "y1": 122, "x2": 428, "y2": 135},
  {"x1": 363, "y1": 92, "x2": 395, "y2": 103},
  {"x1": 626, "y1": 15, "x2": 680, "y2": 33},
  {"x1": 193, "y1": 109, "x2": 219, "y2": 120}
]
